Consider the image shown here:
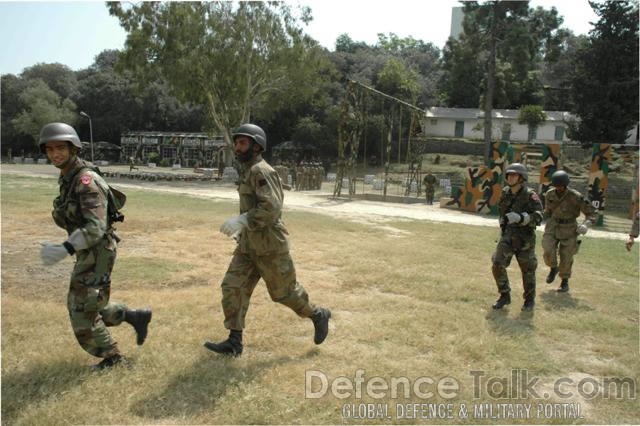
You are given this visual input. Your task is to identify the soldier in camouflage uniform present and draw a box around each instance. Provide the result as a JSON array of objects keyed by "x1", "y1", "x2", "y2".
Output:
[
  {"x1": 422, "y1": 171, "x2": 437, "y2": 205},
  {"x1": 204, "y1": 124, "x2": 331, "y2": 357},
  {"x1": 542, "y1": 170, "x2": 597, "y2": 292},
  {"x1": 491, "y1": 163, "x2": 543, "y2": 311},
  {"x1": 39, "y1": 122, "x2": 152, "y2": 369}
]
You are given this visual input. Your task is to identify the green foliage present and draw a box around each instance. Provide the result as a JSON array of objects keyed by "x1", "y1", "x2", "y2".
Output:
[
  {"x1": 440, "y1": 2, "x2": 565, "y2": 109},
  {"x1": 569, "y1": 0, "x2": 639, "y2": 145},
  {"x1": 377, "y1": 58, "x2": 420, "y2": 102},
  {"x1": 108, "y1": 1, "x2": 321, "y2": 143},
  {"x1": 20, "y1": 63, "x2": 79, "y2": 100},
  {"x1": 11, "y1": 79, "x2": 78, "y2": 144},
  {"x1": 518, "y1": 104, "x2": 547, "y2": 129}
]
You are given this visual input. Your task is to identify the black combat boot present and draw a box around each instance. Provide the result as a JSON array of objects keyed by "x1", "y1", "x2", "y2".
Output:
[
  {"x1": 522, "y1": 298, "x2": 535, "y2": 311},
  {"x1": 311, "y1": 308, "x2": 331, "y2": 344},
  {"x1": 557, "y1": 278, "x2": 569, "y2": 293},
  {"x1": 124, "y1": 309, "x2": 152, "y2": 345},
  {"x1": 492, "y1": 293, "x2": 511, "y2": 310},
  {"x1": 546, "y1": 267, "x2": 559, "y2": 284},
  {"x1": 204, "y1": 330, "x2": 243, "y2": 357},
  {"x1": 92, "y1": 353, "x2": 128, "y2": 370}
]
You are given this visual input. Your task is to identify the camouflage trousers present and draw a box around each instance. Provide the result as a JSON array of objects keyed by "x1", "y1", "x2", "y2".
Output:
[
  {"x1": 425, "y1": 186, "x2": 435, "y2": 203},
  {"x1": 542, "y1": 233, "x2": 577, "y2": 279},
  {"x1": 220, "y1": 248, "x2": 316, "y2": 330},
  {"x1": 491, "y1": 235, "x2": 537, "y2": 301},
  {"x1": 67, "y1": 237, "x2": 127, "y2": 358}
]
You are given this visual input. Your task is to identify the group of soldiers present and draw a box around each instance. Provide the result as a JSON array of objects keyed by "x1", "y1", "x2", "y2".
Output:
[
  {"x1": 35, "y1": 120, "x2": 636, "y2": 369},
  {"x1": 491, "y1": 163, "x2": 600, "y2": 311},
  {"x1": 274, "y1": 161, "x2": 325, "y2": 191},
  {"x1": 38, "y1": 122, "x2": 331, "y2": 368}
]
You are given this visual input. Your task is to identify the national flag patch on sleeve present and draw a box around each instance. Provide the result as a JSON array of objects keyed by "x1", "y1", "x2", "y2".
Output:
[{"x1": 80, "y1": 175, "x2": 92, "y2": 185}]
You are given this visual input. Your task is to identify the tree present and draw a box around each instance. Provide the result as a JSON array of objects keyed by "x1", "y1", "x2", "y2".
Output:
[
  {"x1": 21, "y1": 63, "x2": 79, "y2": 101},
  {"x1": 441, "y1": 1, "x2": 564, "y2": 164},
  {"x1": 12, "y1": 79, "x2": 78, "y2": 145},
  {"x1": 518, "y1": 104, "x2": 547, "y2": 140},
  {"x1": 108, "y1": 1, "x2": 320, "y2": 147},
  {"x1": 569, "y1": 0, "x2": 639, "y2": 145}
]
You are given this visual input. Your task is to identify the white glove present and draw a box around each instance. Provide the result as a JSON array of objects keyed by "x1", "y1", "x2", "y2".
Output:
[
  {"x1": 520, "y1": 212, "x2": 531, "y2": 225},
  {"x1": 577, "y1": 220, "x2": 591, "y2": 235},
  {"x1": 505, "y1": 212, "x2": 521, "y2": 224},
  {"x1": 220, "y1": 213, "x2": 248, "y2": 237},
  {"x1": 40, "y1": 242, "x2": 70, "y2": 265}
]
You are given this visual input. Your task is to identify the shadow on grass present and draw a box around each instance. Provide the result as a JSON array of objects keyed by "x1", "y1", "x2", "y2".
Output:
[
  {"x1": 1, "y1": 360, "x2": 91, "y2": 423},
  {"x1": 485, "y1": 307, "x2": 535, "y2": 336},
  {"x1": 130, "y1": 348, "x2": 320, "y2": 419},
  {"x1": 539, "y1": 290, "x2": 594, "y2": 312}
]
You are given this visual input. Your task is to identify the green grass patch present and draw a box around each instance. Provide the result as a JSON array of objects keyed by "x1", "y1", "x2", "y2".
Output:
[{"x1": 2, "y1": 172, "x2": 639, "y2": 424}]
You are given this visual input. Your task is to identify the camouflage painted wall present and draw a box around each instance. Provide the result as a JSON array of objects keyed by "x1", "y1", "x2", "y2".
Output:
[
  {"x1": 539, "y1": 143, "x2": 561, "y2": 201},
  {"x1": 447, "y1": 141, "x2": 513, "y2": 214},
  {"x1": 588, "y1": 144, "x2": 612, "y2": 226}
]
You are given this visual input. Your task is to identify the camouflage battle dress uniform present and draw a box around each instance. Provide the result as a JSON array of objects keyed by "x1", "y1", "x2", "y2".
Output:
[
  {"x1": 542, "y1": 187, "x2": 596, "y2": 282},
  {"x1": 53, "y1": 158, "x2": 129, "y2": 359},
  {"x1": 423, "y1": 173, "x2": 437, "y2": 204},
  {"x1": 492, "y1": 186, "x2": 544, "y2": 307},
  {"x1": 221, "y1": 154, "x2": 316, "y2": 331}
]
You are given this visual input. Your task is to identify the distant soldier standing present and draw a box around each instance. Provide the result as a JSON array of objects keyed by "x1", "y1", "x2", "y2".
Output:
[
  {"x1": 491, "y1": 163, "x2": 543, "y2": 311},
  {"x1": 39, "y1": 123, "x2": 151, "y2": 369},
  {"x1": 204, "y1": 123, "x2": 331, "y2": 356},
  {"x1": 542, "y1": 170, "x2": 597, "y2": 292},
  {"x1": 423, "y1": 171, "x2": 437, "y2": 205}
]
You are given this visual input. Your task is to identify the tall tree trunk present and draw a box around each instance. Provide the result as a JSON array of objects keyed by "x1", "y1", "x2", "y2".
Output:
[{"x1": 483, "y1": 13, "x2": 497, "y2": 166}]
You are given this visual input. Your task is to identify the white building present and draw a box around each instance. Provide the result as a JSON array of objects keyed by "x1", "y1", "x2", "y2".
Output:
[{"x1": 423, "y1": 107, "x2": 575, "y2": 144}]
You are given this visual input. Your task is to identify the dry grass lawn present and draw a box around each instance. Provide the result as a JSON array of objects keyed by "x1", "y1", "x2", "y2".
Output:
[{"x1": 2, "y1": 173, "x2": 638, "y2": 425}]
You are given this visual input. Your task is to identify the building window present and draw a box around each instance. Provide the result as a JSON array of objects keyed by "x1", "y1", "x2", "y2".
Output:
[
  {"x1": 454, "y1": 121, "x2": 464, "y2": 138},
  {"x1": 502, "y1": 123, "x2": 511, "y2": 141},
  {"x1": 528, "y1": 126, "x2": 537, "y2": 141},
  {"x1": 430, "y1": 119, "x2": 438, "y2": 125},
  {"x1": 554, "y1": 126, "x2": 565, "y2": 141}
]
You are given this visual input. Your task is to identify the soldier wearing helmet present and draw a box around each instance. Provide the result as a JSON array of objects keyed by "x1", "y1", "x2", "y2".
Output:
[
  {"x1": 39, "y1": 122, "x2": 151, "y2": 369},
  {"x1": 542, "y1": 170, "x2": 597, "y2": 292},
  {"x1": 205, "y1": 123, "x2": 331, "y2": 357},
  {"x1": 491, "y1": 163, "x2": 544, "y2": 311}
]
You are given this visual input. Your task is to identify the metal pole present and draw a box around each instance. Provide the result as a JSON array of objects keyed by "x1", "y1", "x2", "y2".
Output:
[{"x1": 89, "y1": 117, "x2": 94, "y2": 163}]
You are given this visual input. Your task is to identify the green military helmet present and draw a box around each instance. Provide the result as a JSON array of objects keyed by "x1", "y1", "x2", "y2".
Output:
[
  {"x1": 232, "y1": 123, "x2": 267, "y2": 151},
  {"x1": 551, "y1": 170, "x2": 570, "y2": 186},
  {"x1": 39, "y1": 122, "x2": 82, "y2": 153},
  {"x1": 505, "y1": 162, "x2": 528, "y2": 181}
]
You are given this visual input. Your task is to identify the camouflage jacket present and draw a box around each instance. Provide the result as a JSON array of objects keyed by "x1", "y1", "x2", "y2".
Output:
[
  {"x1": 237, "y1": 155, "x2": 289, "y2": 256},
  {"x1": 423, "y1": 174, "x2": 437, "y2": 187},
  {"x1": 52, "y1": 157, "x2": 111, "y2": 249},
  {"x1": 544, "y1": 187, "x2": 597, "y2": 224},
  {"x1": 498, "y1": 185, "x2": 543, "y2": 237}
]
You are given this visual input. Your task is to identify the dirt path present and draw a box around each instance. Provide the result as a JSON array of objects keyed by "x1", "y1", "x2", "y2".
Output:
[{"x1": 2, "y1": 164, "x2": 628, "y2": 240}]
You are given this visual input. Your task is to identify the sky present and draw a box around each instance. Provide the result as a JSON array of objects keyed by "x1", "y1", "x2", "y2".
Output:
[{"x1": 0, "y1": 0, "x2": 600, "y2": 76}]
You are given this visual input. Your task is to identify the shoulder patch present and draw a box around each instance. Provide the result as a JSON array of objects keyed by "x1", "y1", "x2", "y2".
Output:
[{"x1": 80, "y1": 174, "x2": 92, "y2": 185}]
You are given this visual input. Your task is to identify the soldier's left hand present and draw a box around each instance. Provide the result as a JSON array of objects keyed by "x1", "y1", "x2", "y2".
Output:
[
  {"x1": 40, "y1": 242, "x2": 70, "y2": 265},
  {"x1": 577, "y1": 220, "x2": 591, "y2": 235}
]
